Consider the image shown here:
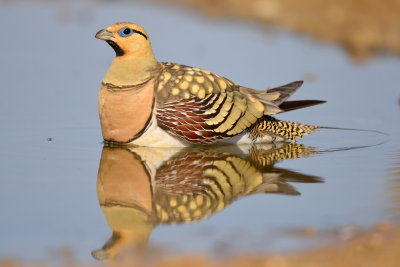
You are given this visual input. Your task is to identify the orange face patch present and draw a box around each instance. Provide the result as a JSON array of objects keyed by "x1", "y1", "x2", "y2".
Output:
[{"x1": 104, "y1": 22, "x2": 151, "y2": 58}]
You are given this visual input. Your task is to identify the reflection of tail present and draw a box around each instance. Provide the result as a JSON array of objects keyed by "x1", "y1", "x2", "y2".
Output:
[
  {"x1": 247, "y1": 143, "x2": 323, "y2": 196},
  {"x1": 249, "y1": 142, "x2": 318, "y2": 167}
]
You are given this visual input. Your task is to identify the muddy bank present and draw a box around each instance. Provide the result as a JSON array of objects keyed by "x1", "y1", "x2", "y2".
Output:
[
  {"x1": 153, "y1": 0, "x2": 400, "y2": 60},
  {"x1": 1, "y1": 223, "x2": 399, "y2": 266}
]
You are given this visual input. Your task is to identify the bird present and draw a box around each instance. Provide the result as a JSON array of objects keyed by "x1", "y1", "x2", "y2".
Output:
[{"x1": 95, "y1": 22, "x2": 326, "y2": 147}]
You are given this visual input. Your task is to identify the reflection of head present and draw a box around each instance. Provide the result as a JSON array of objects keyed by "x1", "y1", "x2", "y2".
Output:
[{"x1": 92, "y1": 206, "x2": 153, "y2": 261}]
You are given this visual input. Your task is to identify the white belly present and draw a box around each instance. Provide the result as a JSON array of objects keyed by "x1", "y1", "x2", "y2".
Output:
[
  {"x1": 218, "y1": 132, "x2": 280, "y2": 145},
  {"x1": 128, "y1": 117, "x2": 188, "y2": 147},
  {"x1": 128, "y1": 116, "x2": 280, "y2": 147}
]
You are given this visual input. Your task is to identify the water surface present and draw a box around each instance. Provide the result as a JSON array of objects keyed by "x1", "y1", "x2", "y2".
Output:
[{"x1": 0, "y1": 0, "x2": 399, "y2": 263}]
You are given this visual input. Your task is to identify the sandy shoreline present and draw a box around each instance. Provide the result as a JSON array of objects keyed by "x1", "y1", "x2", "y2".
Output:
[{"x1": 1, "y1": 222, "x2": 399, "y2": 267}]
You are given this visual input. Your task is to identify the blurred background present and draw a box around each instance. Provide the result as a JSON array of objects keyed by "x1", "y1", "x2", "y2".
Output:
[{"x1": 0, "y1": 0, "x2": 399, "y2": 266}]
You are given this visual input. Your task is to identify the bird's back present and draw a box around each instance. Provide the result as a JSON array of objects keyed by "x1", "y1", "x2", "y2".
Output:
[{"x1": 155, "y1": 62, "x2": 324, "y2": 144}]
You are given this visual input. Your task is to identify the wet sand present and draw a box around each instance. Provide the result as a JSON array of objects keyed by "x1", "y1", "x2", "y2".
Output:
[{"x1": 1, "y1": 222, "x2": 399, "y2": 266}]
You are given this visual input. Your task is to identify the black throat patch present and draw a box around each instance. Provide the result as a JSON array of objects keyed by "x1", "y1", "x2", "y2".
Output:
[{"x1": 106, "y1": 40, "x2": 124, "y2": 57}]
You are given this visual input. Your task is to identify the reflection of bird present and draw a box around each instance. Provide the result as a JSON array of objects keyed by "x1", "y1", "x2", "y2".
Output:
[
  {"x1": 95, "y1": 22, "x2": 325, "y2": 147},
  {"x1": 92, "y1": 143, "x2": 322, "y2": 261}
]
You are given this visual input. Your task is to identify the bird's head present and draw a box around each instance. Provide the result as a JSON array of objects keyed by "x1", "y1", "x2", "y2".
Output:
[{"x1": 95, "y1": 22, "x2": 151, "y2": 57}]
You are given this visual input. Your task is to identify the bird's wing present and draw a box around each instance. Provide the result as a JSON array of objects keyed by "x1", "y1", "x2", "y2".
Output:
[
  {"x1": 261, "y1": 81, "x2": 304, "y2": 106},
  {"x1": 155, "y1": 63, "x2": 267, "y2": 144}
]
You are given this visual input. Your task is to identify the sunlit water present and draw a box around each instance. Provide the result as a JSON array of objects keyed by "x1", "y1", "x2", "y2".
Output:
[{"x1": 0, "y1": 0, "x2": 399, "y2": 263}]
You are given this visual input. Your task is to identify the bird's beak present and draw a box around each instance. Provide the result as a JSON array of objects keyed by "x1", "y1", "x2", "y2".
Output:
[{"x1": 95, "y1": 29, "x2": 114, "y2": 41}]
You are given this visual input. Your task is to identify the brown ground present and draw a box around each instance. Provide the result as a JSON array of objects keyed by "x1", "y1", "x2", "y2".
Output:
[
  {"x1": 152, "y1": 0, "x2": 400, "y2": 60},
  {"x1": 1, "y1": 222, "x2": 399, "y2": 267}
]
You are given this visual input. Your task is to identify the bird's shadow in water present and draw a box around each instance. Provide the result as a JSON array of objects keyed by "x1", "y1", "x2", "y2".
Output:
[{"x1": 91, "y1": 141, "x2": 381, "y2": 262}]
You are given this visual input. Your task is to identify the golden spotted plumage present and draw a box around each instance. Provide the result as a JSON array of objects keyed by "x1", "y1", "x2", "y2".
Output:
[
  {"x1": 155, "y1": 63, "x2": 312, "y2": 144},
  {"x1": 96, "y1": 22, "x2": 325, "y2": 146}
]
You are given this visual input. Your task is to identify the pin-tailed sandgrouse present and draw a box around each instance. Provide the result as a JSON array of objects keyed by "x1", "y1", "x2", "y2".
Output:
[{"x1": 95, "y1": 22, "x2": 325, "y2": 147}]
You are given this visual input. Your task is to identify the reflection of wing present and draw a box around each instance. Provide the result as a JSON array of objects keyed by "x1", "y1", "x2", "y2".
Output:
[
  {"x1": 153, "y1": 143, "x2": 322, "y2": 224},
  {"x1": 154, "y1": 148, "x2": 266, "y2": 223},
  {"x1": 93, "y1": 143, "x2": 322, "y2": 261}
]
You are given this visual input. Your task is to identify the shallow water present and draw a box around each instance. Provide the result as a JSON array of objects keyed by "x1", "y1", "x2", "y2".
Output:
[{"x1": 0, "y1": 0, "x2": 399, "y2": 264}]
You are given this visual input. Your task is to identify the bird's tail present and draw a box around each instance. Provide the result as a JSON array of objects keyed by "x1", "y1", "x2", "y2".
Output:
[
  {"x1": 249, "y1": 116, "x2": 387, "y2": 143},
  {"x1": 249, "y1": 116, "x2": 321, "y2": 142},
  {"x1": 240, "y1": 80, "x2": 326, "y2": 115}
]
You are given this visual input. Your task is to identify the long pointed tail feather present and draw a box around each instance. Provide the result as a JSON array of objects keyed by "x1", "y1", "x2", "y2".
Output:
[
  {"x1": 249, "y1": 116, "x2": 387, "y2": 143},
  {"x1": 279, "y1": 100, "x2": 327, "y2": 112},
  {"x1": 241, "y1": 80, "x2": 325, "y2": 115}
]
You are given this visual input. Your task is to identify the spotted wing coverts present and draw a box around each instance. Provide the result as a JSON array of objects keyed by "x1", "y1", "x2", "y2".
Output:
[{"x1": 155, "y1": 63, "x2": 275, "y2": 144}]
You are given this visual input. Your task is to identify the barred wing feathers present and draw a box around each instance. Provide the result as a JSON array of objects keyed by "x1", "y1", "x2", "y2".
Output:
[{"x1": 155, "y1": 63, "x2": 324, "y2": 144}]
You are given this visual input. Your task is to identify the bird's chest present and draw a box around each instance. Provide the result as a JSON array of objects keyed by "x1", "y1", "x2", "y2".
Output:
[{"x1": 98, "y1": 82, "x2": 154, "y2": 143}]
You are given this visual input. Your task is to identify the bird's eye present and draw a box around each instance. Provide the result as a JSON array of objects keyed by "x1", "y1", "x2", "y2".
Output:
[{"x1": 118, "y1": 27, "x2": 133, "y2": 37}]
